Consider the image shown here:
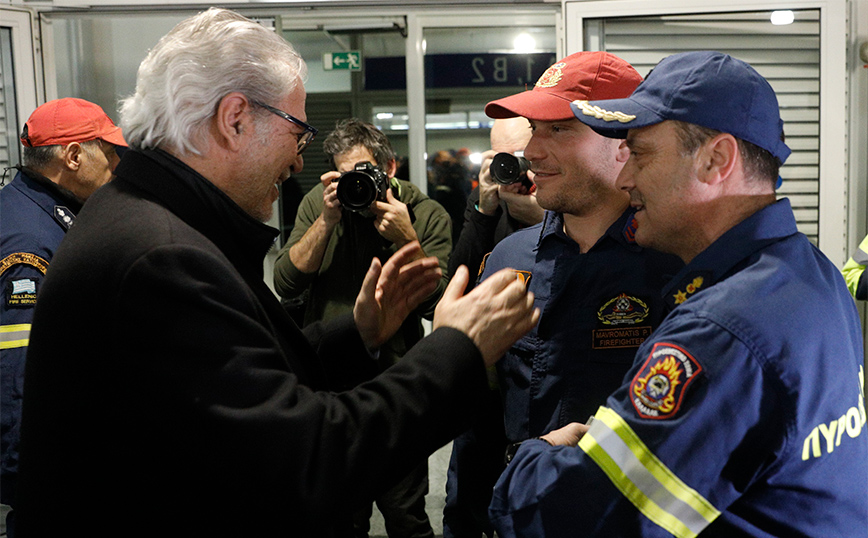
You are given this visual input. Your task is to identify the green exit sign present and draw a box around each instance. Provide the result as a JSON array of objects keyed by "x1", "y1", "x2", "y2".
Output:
[{"x1": 323, "y1": 51, "x2": 362, "y2": 71}]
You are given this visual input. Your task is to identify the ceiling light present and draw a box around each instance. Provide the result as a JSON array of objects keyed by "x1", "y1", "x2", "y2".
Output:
[
  {"x1": 770, "y1": 10, "x2": 795, "y2": 25},
  {"x1": 513, "y1": 33, "x2": 536, "y2": 53}
]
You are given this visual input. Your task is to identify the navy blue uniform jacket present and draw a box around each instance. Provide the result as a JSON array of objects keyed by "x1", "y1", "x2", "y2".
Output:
[{"x1": 0, "y1": 169, "x2": 81, "y2": 508}]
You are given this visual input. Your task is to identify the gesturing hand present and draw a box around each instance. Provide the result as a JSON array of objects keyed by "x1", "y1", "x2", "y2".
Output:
[
  {"x1": 353, "y1": 241, "x2": 441, "y2": 350},
  {"x1": 433, "y1": 265, "x2": 540, "y2": 366}
]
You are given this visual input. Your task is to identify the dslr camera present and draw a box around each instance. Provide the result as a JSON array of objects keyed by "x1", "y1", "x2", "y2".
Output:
[
  {"x1": 490, "y1": 152, "x2": 533, "y2": 189},
  {"x1": 335, "y1": 161, "x2": 391, "y2": 212}
]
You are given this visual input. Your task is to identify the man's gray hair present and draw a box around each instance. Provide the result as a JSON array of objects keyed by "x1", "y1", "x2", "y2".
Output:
[
  {"x1": 22, "y1": 140, "x2": 102, "y2": 171},
  {"x1": 119, "y1": 8, "x2": 307, "y2": 155}
]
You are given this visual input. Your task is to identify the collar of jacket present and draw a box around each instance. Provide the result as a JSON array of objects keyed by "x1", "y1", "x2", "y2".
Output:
[
  {"x1": 534, "y1": 206, "x2": 642, "y2": 253},
  {"x1": 113, "y1": 149, "x2": 279, "y2": 281},
  {"x1": 16, "y1": 165, "x2": 85, "y2": 214},
  {"x1": 660, "y1": 198, "x2": 799, "y2": 310}
]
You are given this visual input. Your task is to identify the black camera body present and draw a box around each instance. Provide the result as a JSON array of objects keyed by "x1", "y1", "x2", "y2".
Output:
[
  {"x1": 490, "y1": 152, "x2": 532, "y2": 188},
  {"x1": 335, "y1": 161, "x2": 391, "y2": 212}
]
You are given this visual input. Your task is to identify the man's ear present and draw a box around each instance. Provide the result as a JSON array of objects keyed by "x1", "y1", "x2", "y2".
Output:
[
  {"x1": 213, "y1": 92, "x2": 253, "y2": 151},
  {"x1": 385, "y1": 158, "x2": 398, "y2": 178},
  {"x1": 615, "y1": 139, "x2": 630, "y2": 163},
  {"x1": 62, "y1": 142, "x2": 83, "y2": 171},
  {"x1": 699, "y1": 133, "x2": 739, "y2": 186}
]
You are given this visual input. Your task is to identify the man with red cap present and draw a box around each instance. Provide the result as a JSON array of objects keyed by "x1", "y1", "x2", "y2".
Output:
[
  {"x1": 449, "y1": 51, "x2": 683, "y2": 536},
  {"x1": 0, "y1": 97, "x2": 125, "y2": 536}
]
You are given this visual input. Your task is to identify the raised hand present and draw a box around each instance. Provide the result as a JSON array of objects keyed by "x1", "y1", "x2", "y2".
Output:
[
  {"x1": 434, "y1": 265, "x2": 540, "y2": 366},
  {"x1": 353, "y1": 241, "x2": 441, "y2": 350}
]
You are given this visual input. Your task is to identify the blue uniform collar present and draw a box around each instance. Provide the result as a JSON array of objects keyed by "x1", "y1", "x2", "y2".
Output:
[
  {"x1": 662, "y1": 198, "x2": 799, "y2": 309},
  {"x1": 12, "y1": 167, "x2": 83, "y2": 231},
  {"x1": 537, "y1": 207, "x2": 641, "y2": 252}
]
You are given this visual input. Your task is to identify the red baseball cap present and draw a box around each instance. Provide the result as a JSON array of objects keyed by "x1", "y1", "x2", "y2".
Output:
[
  {"x1": 485, "y1": 51, "x2": 643, "y2": 121},
  {"x1": 20, "y1": 98, "x2": 127, "y2": 148}
]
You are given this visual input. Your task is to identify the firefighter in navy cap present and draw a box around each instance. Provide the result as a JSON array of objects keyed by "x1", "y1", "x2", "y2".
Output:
[
  {"x1": 491, "y1": 51, "x2": 867, "y2": 538},
  {"x1": 1, "y1": 97, "x2": 126, "y2": 536}
]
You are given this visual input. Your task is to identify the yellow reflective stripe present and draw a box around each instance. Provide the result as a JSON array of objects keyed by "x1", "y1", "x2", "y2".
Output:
[
  {"x1": 849, "y1": 235, "x2": 868, "y2": 265},
  {"x1": 579, "y1": 406, "x2": 720, "y2": 538},
  {"x1": 0, "y1": 324, "x2": 31, "y2": 332},
  {"x1": 0, "y1": 324, "x2": 31, "y2": 349},
  {"x1": 842, "y1": 257, "x2": 866, "y2": 298}
]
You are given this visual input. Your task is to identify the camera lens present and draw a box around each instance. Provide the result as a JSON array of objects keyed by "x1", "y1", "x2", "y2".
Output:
[
  {"x1": 490, "y1": 152, "x2": 530, "y2": 185},
  {"x1": 336, "y1": 171, "x2": 377, "y2": 211}
]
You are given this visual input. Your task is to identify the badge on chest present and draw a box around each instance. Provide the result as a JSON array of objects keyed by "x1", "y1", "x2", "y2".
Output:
[{"x1": 592, "y1": 292, "x2": 652, "y2": 349}]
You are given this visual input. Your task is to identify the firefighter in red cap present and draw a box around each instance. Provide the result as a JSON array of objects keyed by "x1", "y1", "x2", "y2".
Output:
[{"x1": 0, "y1": 97, "x2": 126, "y2": 537}]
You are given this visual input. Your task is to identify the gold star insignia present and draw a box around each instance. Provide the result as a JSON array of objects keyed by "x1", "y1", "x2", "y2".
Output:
[{"x1": 673, "y1": 290, "x2": 688, "y2": 304}]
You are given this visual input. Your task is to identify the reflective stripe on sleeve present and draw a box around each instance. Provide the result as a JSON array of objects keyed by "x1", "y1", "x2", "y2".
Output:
[
  {"x1": 852, "y1": 248, "x2": 868, "y2": 266},
  {"x1": 852, "y1": 235, "x2": 868, "y2": 265},
  {"x1": 579, "y1": 406, "x2": 720, "y2": 538},
  {"x1": 0, "y1": 323, "x2": 31, "y2": 349}
]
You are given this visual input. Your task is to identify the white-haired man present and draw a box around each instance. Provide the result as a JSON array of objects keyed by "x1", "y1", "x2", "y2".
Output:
[{"x1": 16, "y1": 9, "x2": 539, "y2": 537}]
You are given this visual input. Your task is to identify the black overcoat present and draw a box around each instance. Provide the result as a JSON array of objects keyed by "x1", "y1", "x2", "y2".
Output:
[{"x1": 17, "y1": 149, "x2": 487, "y2": 537}]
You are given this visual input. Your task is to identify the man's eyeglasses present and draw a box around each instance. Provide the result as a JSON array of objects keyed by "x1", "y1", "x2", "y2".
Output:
[{"x1": 250, "y1": 99, "x2": 318, "y2": 155}]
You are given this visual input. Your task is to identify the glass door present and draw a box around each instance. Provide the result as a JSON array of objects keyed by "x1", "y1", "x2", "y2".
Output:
[{"x1": 0, "y1": 7, "x2": 40, "y2": 181}]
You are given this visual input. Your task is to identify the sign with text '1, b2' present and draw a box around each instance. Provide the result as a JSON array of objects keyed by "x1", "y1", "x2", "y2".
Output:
[
  {"x1": 364, "y1": 53, "x2": 558, "y2": 90},
  {"x1": 323, "y1": 51, "x2": 362, "y2": 71}
]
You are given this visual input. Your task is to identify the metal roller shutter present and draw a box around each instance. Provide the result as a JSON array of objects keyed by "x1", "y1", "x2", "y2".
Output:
[{"x1": 584, "y1": 9, "x2": 821, "y2": 243}]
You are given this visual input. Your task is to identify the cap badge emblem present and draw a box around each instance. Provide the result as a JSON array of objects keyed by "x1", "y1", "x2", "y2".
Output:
[
  {"x1": 573, "y1": 100, "x2": 636, "y2": 123},
  {"x1": 535, "y1": 62, "x2": 566, "y2": 88}
]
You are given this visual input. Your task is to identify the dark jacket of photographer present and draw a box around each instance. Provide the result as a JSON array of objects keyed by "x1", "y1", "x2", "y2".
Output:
[
  {"x1": 447, "y1": 187, "x2": 528, "y2": 293},
  {"x1": 273, "y1": 179, "x2": 452, "y2": 372}
]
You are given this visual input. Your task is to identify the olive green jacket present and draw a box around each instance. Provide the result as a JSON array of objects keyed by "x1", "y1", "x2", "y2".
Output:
[{"x1": 273, "y1": 179, "x2": 452, "y2": 367}]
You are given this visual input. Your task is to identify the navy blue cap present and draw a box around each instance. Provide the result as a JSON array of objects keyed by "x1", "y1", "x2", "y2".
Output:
[{"x1": 570, "y1": 51, "x2": 791, "y2": 165}]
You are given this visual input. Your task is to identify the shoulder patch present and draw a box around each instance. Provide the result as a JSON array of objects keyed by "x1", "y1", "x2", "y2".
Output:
[
  {"x1": 513, "y1": 270, "x2": 532, "y2": 287},
  {"x1": 631, "y1": 342, "x2": 703, "y2": 420},
  {"x1": 0, "y1": 252, "x2": 50, "y2": 277},
  {"x1": 623, "y1": 214, "x2": 638, "y2": 244},
  {"x1": 6, "y1": 278, "x2": 39, "y2": 308},
  {"x1": 478, "y1": 252, "x2": 491, "y2": 282}
]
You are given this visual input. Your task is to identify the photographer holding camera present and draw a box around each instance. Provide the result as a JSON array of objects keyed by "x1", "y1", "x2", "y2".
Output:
[
  {"x1": 273, "y1": 118, "x2": 452, "y2": 538},
  {"x1": 447, "y1": 117, "x2": 544, "y2": 295},
  {"x1": 442, "y1": 116, "x2": 543, "y2": 538}
]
